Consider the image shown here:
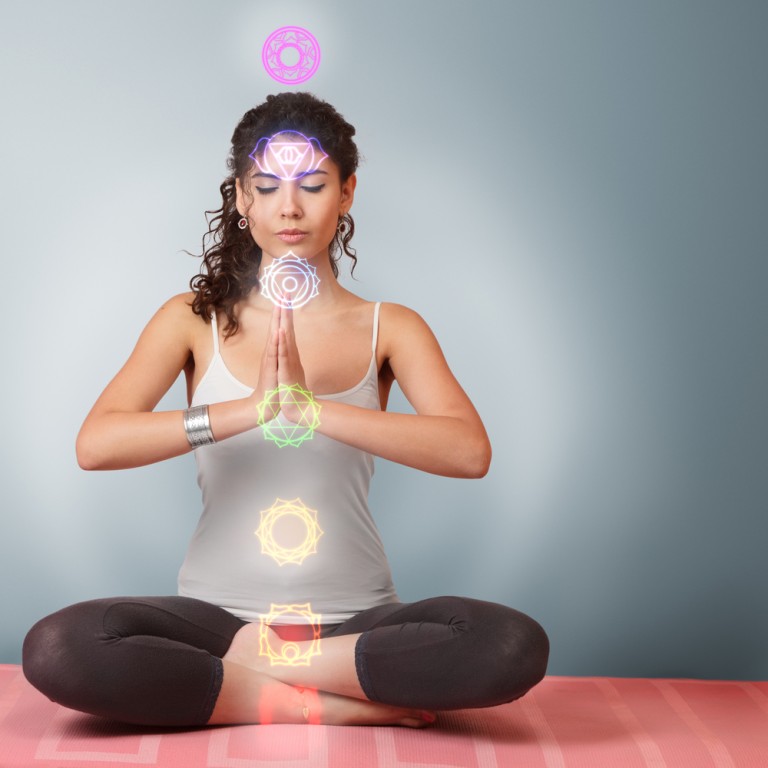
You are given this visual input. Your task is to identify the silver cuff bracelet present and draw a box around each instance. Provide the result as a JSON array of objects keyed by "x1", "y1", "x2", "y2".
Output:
[{"x1": 183, "y1": 404, "x2": 216, "y2": 447}]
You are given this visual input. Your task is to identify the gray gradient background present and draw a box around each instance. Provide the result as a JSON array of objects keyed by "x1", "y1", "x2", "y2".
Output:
[{"x1": 1, "y1": 0, "x2": 766, "y2": 679}]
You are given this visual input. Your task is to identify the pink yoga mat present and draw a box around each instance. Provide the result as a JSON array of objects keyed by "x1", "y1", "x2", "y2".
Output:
[{"x1": 0, "y1": 665, "x2": 766, "y2": 767}]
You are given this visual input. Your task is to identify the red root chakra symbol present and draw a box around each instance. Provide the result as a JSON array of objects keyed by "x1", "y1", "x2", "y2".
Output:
[{"x1": 259, "y1": 603, "x2": 322, "y2": 666}]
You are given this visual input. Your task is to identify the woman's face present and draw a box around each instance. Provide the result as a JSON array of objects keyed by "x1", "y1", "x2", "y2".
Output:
[{"x1": 236, "y1": 138, "x2": 356, "y2": 265}]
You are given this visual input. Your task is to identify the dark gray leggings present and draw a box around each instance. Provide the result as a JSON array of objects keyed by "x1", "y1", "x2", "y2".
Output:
[{"x1": 22, "y1": 595, "x2": 549, "y2": 726}]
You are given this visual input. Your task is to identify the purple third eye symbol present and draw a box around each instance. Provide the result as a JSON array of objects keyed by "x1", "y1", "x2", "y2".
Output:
[
  {"x1": 262, "y1": 27, "x2": 321, "y2": 85},
  {"x1": 250, "y1": 130, "x2": 328, "y2": 181}
]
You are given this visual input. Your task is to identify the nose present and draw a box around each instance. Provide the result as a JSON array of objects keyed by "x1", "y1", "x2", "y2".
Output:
[{"x1": 279, "y1": 183, "x2": 303, "y2": 219}]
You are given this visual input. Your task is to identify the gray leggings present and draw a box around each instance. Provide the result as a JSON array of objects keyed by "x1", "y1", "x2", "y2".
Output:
[{"x1": 22, "y1": 595, "x2": 549, "y2": 726}]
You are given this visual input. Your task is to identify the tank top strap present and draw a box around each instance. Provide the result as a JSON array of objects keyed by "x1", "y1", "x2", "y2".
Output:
[
  {"x1": 210, "y1": 311, "x2": 220, "y2": 356},
  {"x1": 371, "y1": 302, "x2": 382, "y2": 355}
]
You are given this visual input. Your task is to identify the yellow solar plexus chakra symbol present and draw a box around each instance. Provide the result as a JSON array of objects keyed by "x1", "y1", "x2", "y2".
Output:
[
  {"x1": 259, "y1": 603, "x2": 322, "y2": 666},
  {"x1": 256, "y1": 498, "x2": 324, "y2": 566},
  {"x1": 256, "y1": 383, "x2": 321, "y2": 448}
]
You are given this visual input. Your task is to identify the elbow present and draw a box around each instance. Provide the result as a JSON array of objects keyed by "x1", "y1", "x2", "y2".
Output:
[
  {"x1": 475, "y1": 456, "x2": 492, "y2": 479},
  {"x1": 76, "y1": 430, "x2": 103, "y2": 471},
  {"x1": 76, "y1": 446, "x2": 98, "y2": 472},
  {"x1": 472, "y1": 447, "x2": 492, "y2": 479},
  {"x1": 77, "y1": 456, "x2": 100, "y2": 472},
  {"x1": 462, "y1": 438, "x2": 492, "y2": 479}
]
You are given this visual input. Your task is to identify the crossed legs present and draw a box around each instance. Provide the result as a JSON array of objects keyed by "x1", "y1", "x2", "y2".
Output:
[{"x1": 22, "y1": 595, "x2": 549, "y2": 727}]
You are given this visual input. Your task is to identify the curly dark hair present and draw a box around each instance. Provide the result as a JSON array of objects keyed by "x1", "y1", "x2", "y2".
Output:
[{"x1": 188, "y1": 92, "x2": 360, "y2": 337}]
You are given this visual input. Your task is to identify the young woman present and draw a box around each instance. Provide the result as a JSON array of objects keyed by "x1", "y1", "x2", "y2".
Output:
[{"x1": 22, "y1": 92, "x2": 549, "y2": 728}]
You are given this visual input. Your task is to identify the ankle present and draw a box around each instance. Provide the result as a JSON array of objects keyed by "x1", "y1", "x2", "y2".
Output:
[{"x1": 295, "y1": 686, "x2": 321, "y2": 724}]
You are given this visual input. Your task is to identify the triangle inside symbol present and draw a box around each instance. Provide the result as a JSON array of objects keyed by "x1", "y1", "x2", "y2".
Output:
[{"x1": 269, "y1": 142, "x2": 310, "y2": 179}]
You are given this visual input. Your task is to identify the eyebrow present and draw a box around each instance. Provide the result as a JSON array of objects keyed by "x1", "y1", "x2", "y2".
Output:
[{"x1": 250, "y1": 170, "x2": 328, "y2": 179}]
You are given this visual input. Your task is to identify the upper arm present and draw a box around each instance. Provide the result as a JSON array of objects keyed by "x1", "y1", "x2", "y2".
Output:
[
  {"x1": 380, "y1": 303, "x2": 485, "y2": 427},
  {"x1": 83, "y1": 293, "x2": 197, "y2": 420}
]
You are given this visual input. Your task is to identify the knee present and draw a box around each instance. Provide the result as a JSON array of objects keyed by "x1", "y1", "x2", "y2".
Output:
[
  {"x1": 22, "y1": 614, "x2": 65, "y2": 700},
  {"x1": 494, "y1": 610, "x2": 550, "y2": 702},
  {"x1": 22, "y1": 602, "x2": 101, "y2": 705},
  {"x1": 461, "y1": 606, "x2": 549, "y2": 708}
]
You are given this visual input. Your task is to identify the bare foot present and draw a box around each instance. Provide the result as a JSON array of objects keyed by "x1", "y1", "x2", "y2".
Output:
[{"x1": 309, "y1": 688, "x2": 436, "y2": 728}]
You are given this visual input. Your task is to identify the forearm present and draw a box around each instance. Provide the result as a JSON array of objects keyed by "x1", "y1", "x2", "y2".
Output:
[
  {"x1": 314, "y1": 399, "x2": 491, "y2": 478},
  {"x1": 76, "y1": 397, "x2": 259, "y2": 470}
]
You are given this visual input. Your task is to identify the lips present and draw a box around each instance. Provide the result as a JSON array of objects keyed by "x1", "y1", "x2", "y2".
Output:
[{"x1": 277, "y1": 229, "x2": 308, "y2": 243}]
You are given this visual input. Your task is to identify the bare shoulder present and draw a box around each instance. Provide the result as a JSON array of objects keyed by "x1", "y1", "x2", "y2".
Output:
[
  {"x1": 379, "y1": 302, "x2": 440, "y2": 350},
  {"x1": 142, "y1": 291, "x2": 205, "y2": 341},
  {"x1": 120, "y1": 292, "x2": 207, "y2": 372},
  {"x1": 154, "y1": 291, "x2": 198, "y2": 322},
  {"x1": 379, "y1": 302, "x2": 432, "y2": 329}
]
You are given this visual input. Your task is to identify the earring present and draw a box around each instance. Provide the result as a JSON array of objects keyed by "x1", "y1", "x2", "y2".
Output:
[
  {"x1": 337, "y1": 216, "x2": 347, "y2": 234},
  {"x1": 238, "y1": 217, "x2": 249, "y2": 230}
]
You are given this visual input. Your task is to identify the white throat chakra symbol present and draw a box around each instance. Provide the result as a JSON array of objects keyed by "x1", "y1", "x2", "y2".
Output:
[
  {"x1": 250, "y1": 131, "x2": 328, "y2": 181},
  {"x1": 256, "y1": 498, "x2": 324, "y2": 566},
  {"x1": 262, "y1": 26, "x2": 320, "y2": 85},
  {"x1": 261, "y1": 252, "x2": 320, "y2": 309}
]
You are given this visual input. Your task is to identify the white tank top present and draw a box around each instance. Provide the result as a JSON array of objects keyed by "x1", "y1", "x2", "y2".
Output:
[{"x1": 178, "y1": 301, "x2": 399, "y2": 623}]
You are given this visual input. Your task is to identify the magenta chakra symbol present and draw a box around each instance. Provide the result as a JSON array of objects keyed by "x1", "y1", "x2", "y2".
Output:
[{"x1": 262, "y1": 27, "x2": 321, "y2": 85}]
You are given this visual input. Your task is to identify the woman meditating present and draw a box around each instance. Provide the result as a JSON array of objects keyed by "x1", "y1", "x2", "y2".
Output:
[{"x1": 22, "y1": 92, "x2": 549, "y2": 728}]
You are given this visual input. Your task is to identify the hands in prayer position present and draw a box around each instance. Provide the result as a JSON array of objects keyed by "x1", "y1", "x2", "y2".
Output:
[{"x1": 251, "y1": 300, "x2": 317, "y2": 428}]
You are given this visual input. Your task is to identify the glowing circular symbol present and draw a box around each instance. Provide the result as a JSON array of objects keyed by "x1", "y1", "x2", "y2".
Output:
[
  {"x1": 250, "y1": 131, "x2": 328, "y2": 181},
  {"x1": 259, "y1": 603, "x2": 322, "y2": 666},
  {"x1": 257, "y1": 383, "x2": 321, "y2": 448},
  {"x1": 261, "y1": 252, "x2": 320, "y2": 310},
  {"x1": 256, "y1": 498, "x2": 324, "y2": 566},
  {"x1": 262, "y1": 27, "x2": 320, "y2": 85}
]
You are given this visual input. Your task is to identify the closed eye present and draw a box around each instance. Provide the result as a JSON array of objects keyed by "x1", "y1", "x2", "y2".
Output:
[{"x1": 255, "y1": 184, "x2": 325, "y2": 195}]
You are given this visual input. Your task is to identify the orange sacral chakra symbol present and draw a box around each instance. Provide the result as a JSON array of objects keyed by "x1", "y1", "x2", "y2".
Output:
[
  {"x1": 256, "y1": 498, "x2": 323, "y2": 566},
  {"x1": 259, "y1": 603, "x2": 322, "y2": 666}
]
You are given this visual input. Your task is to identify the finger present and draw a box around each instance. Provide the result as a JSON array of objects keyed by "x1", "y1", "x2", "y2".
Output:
[
  {"x1": 257, "y1": 306, "x2": 280, "y2": 401},
  {"x1": 279, "y1": 297, "x2": 294, "y2": 339},
  {"x1": 264, "y1": 311, "x2": 279, "y2": 363},
  {"x1": 265, "y1": 327, "x2": 279, "y2": 367},
  {"x1": 277, "y1": 327, "x2": 292, "y2": 386},
  {"x1": 271, "y1": 301, "x2": 281, "y2": 339},
  {"x1": 262, "y1": 304, "x2": 280, "y2": 359},
  {"x1": 277, "y1": 327, "x2": 290, "y2": 366},
  {"x1": 279, "y1": 326, "x2": 304, "y2": 378}
]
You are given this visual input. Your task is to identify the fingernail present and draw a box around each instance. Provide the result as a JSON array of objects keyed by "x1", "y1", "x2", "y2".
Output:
[{"x1": 421, "y1": 711, "x2": 436, "y2": 723}]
